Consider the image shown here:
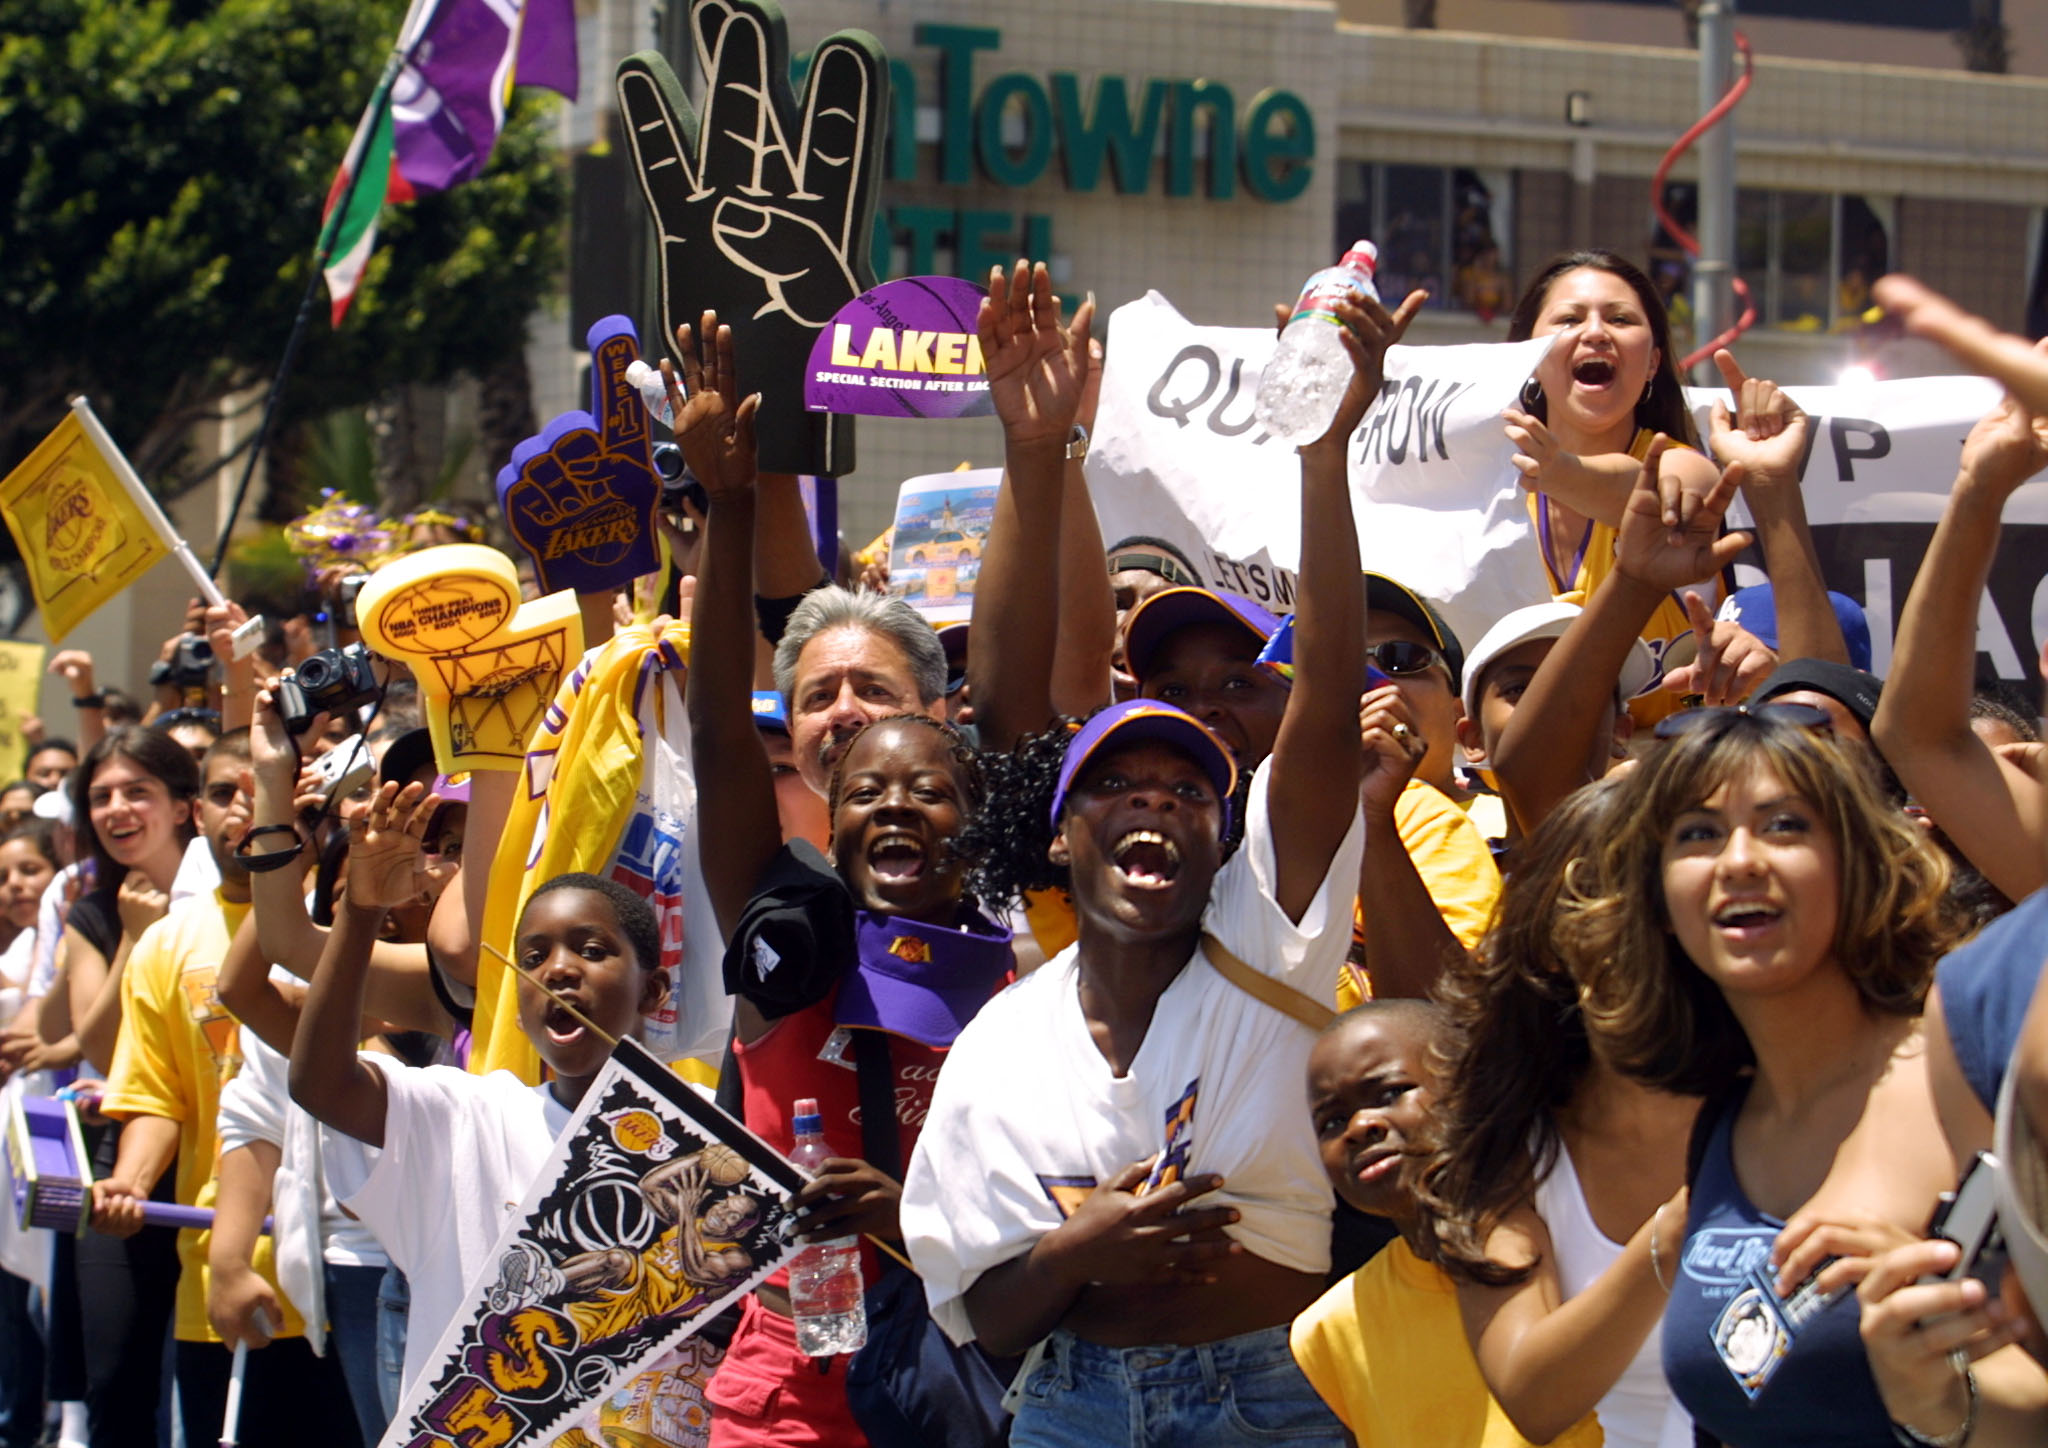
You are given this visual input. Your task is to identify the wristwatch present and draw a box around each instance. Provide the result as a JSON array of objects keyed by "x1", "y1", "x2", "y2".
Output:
[{"x1": 1065, "y1": 424, "x2": 1089, "y2": 461}]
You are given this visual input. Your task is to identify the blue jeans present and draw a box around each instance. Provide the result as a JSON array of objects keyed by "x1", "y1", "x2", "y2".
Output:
[
  {"x1": 375, "y1": 1266, "x2": 409, "y2": 1422},
  {"x1": 325, "y1": 1264, "x2": 391, "y2": 1445},
  {"x1": 1011, "y1": 1326, "x2": 1347, "y2": 1447}
]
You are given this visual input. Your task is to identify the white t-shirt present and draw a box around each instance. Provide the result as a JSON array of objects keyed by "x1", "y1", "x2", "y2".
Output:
[
  {"x1": 218, "y1": 1029, "x2": 390, "y2": 1352},
  {"x1": 323, "y1": 1057, "x2": 571, "y2": 1396},
  {"x1": 901, "y1": 761, "x2": 1364, "y2": 1345},
  {"x1": 1534, "y1": 1136, "x2": 1693, "y2": 1448},
  {"x1": 169, "y1": 835, "x2": 220, "y2": 907},
  {"x1": 27, "y1": 862, "x2": 83, "y2": 1001}
]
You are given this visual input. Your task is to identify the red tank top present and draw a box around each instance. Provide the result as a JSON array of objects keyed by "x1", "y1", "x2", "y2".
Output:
[{"x1": 733, "y1": 987, "x2": 947, "y2": 1285}]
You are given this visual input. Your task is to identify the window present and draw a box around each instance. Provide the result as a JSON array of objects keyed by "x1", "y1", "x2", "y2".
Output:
[
  {"x1": 1333, "y1": 164, "x2": 1513, "y2": 319},
  {"x1": 1656, "y1": 184, "x2": 1891, "y2": 334}
]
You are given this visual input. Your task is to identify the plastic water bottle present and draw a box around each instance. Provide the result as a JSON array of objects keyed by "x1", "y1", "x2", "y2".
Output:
[
  {"x1": 624, "y1": 360, "x2": 676, "y2": 428},
  {"x1": 786, "y1": 1098, "x2": 867, "y2": 1356},
  {"x1": 1254, "y1": 240, "x2": 1381, "y2": 446}
]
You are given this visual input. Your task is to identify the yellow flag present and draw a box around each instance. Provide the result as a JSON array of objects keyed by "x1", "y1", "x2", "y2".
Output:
[
  {"x1": 0, "y1": 409, "x2": 171, "y2": 642},
  {"x1": 0, "y1": 643, "x2": 47, "y2": 780},
  {"x1": 471, "y1": 618, "x2": 716, "y2": 1092}
]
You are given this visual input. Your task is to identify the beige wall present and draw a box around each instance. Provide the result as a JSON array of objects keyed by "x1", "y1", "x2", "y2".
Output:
[{"x1": 1337, "y1": 1, "x2": 2048, "y2": 79}]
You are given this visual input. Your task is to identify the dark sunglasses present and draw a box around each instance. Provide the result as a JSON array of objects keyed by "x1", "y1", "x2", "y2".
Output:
[
  {"x1": 1367, "y1": 640, "x2": 1448, "y2": 678},
  {"x1": 154, "y1": 707, "x2": 223, "y2": 732},
  {"x1": 1653, "y1": 701, "x2": 1835, "y2": 741}
]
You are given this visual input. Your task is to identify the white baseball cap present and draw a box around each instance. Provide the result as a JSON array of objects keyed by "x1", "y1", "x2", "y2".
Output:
[
  {"x1": 1461, "y1": 600, "x2": 1659, "y2": 724},
  {"x1": 1994, "y1": 1066, "x2": 2048, "y2": 1323}
]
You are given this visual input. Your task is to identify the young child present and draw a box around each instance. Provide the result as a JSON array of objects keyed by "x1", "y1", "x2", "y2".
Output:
[
  {"x1": 1291, "y1": 1001, "x2": 1602, "y2": 1448},
  {"x1": 286, "y1": 782, "x2": 688, "y2": 1405}
]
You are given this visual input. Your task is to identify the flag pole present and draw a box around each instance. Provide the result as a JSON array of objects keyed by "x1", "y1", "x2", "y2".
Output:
[{"x1": 206, "y1": 0, "x2": 438, "y2": 575}]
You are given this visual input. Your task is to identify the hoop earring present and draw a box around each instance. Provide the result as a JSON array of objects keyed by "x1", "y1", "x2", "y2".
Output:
[
  {"x1": 1519, "y1": 375, "x2": 1544, "y2": 410},
  {"x1": 1642, "y1": 375, "x2": 1656, "y2": 404}
]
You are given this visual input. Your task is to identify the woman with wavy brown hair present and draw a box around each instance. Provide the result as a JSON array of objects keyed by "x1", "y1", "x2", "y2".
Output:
[
  {"x1": 1561, "y1": 709, "x2": 2048, "y2": 1447},
  {"x1": 1418, "y1": 776, "x2": 1698, "y2": 1448}
]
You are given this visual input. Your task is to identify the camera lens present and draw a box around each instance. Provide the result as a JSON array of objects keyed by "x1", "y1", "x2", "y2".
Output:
[
  {"x1": 295, "y1": 654, "x2": 336, "y2": 691},
  {"x1": 188, "y1": 637, "x2": 213, "y2": 663}
]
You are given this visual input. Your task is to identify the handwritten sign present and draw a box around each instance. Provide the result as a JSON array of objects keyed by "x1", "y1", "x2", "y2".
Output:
[
  {"x1": 616, "y1": 0, "x2": 889, "y2": 476},
  {"x1": 355, "y1": 545, "x2": 583, "y2": 773},
  {"x1": 498, "y1": 316, "x2": 664, "y2": 597},
  {"x1": 804, "y1": 277, "x2": 994, "y2": 419}
]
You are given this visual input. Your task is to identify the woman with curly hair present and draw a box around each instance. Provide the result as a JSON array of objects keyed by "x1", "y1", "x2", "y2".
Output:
[
  {"x1": 1417, "y1": 776, "x2": 1698, "y2": 1448},
  {"x1": 673, "y1": 315, "x2": 1014, "y2": 1447},
  {"x1": 1565, "y1": 708, "x2": 2048, "y2": 1446}
]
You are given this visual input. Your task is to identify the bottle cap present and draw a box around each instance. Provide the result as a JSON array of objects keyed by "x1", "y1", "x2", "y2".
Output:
[
  {"x1": 795, "y1": 1097, "x2": 819, "y2": 1117},
  {"x1": 1342, "y1": 240, "x2": 1379, "y2": 275}
]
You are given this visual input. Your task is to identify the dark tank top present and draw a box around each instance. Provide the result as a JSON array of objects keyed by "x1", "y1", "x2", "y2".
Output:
[{"x1": 1663, "y1": 1087, "x2": 1895, "y2": 1447}]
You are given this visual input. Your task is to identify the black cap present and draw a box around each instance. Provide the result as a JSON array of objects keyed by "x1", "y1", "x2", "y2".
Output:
[
  {"x1": 1364, "y1": 573, "x2": 1465, "y2": 691},
  {"x1": 378, "y1": 728, "x2": 439, "y2": 789},
  {"x1": 1752, "y1": 659, "x2": 1883, "y2": 732}
]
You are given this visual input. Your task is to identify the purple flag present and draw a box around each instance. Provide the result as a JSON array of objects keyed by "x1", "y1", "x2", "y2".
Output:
[{"x1": 392, "y1": 0, "x2": 578, "y2": 195}]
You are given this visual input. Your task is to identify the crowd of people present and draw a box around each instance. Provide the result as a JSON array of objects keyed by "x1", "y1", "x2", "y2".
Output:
[{"x1": 0, "y1": 251, "x2": 2044, "y2": 1448}]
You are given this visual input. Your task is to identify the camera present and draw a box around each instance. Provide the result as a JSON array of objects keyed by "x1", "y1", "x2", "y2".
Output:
[
  {"x1": 335, "y1": 573, "x2": 370, "y2": 630},
  {"x1": 148, "y1": 633, "x2": 215, "y2": 690},
  {"x1": 276, "y1": 643, "x2": 381, "y2": 736},
  {"x1": 653, "y1": 445, "x2": 708, "y2": 516}
]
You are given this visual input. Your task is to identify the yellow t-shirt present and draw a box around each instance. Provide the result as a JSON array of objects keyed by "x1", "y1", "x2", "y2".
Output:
[
  {"x1": 102, "y1": 893, "x2": 304, "y2": 1344},
  {"x1": 1341, "y1": 780, "x2": 1502, "y2": 1010},
  {"x1": 1291, "y1": 1238, "x2": 1604, "y2": 1448},
  {"x1": 1527, "y1": 429, "x2": 1721, "y2": 729}
]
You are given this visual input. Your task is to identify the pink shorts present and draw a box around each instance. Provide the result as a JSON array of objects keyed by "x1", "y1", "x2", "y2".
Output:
[{"x1": 705, "y1": 1294, "x2": 870, "y2": 1448}]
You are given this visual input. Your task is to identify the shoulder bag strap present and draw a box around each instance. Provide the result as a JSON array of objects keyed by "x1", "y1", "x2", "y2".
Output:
[
  {"x1": 1200, "y1": 933, "x2": 1336, "y2": 1032},
  {"x1": 853, "y1": 1029, "x2": 904, "y2": 1183}
]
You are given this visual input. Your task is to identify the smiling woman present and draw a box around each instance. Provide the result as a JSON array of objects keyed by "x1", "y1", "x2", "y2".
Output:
[{"x1": 1558, "y1": 711, "x2": 2027, "y2": 1448}]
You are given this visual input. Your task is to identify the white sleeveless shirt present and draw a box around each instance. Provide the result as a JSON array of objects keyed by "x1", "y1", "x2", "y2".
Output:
[{"x1": 1533, "y1": 1135, "x2": 1693, "y2": 1448}]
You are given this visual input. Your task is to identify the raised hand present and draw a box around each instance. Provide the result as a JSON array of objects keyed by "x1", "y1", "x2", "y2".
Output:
[
  {"x1": 1359, "y1": 683, "x2": 1425, "y2": 820},
  {"x1": 1310, "y1": 290, "x2": 1429, "y2": 452},
  {"x1": 49, "y1": 649, "x2": 96, "y2": 700},
  {"x1": 1614, "y1": 436, "x2": 1752, "y2": 595},
  {"x1": 1957, "y1": 341, "x2": 2048, "y2": 498},
  {"x1": 497, "y1": 317, "x2": 663, "y2": 595},
  {"x1": 1502, "y1": 406, "x2": 1566, "y2": 490},
  {"x1": 345, "y1": 782, "x2": 452, "y2": 911},
  {"x1": 1874, "y1": 274, "x2": 2048, "y2": 417},
  {"x1": 615, "y1": 0, "x2": 888, "y2": 476},
  {"x1": 666, "y1": 314, "x2": 760, "y2": 501},
  {"x1": 1709, "y1": 351, "x2": 1810, "y2": 486},
  {"x1": 980, "y1": 261, "x2": 1094, "y2": 449},
  {"x1": 116, "y1": 870, "x2": 169, "y2": 942},
  {"x1": 1658, "y1": 591, "x2": 1779, "y2": 707}
]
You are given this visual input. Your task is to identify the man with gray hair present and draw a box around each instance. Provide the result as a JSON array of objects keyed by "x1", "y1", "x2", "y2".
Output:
[{"x1": 772, "y1": 586, "x2": 948, "y2": 797}]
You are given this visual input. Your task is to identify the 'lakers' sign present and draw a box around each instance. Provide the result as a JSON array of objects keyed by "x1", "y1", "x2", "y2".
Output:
[{"x1": 356, "y1": 545, "x2": 583, "y2": 773}]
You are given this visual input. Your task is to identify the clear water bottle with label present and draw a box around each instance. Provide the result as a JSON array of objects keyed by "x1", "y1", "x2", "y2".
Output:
[
  {"x1": 786, "y1": 1097, "x2": 868, "y2": 1357},
  {"x1": 624, "y1": 360, "x2": 677, "y2": 428},
  {"x1": 1254, "y1": 240, "x2": 1381, "y2": 446}
]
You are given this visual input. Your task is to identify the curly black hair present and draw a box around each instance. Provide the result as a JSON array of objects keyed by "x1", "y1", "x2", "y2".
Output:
[
  {"x1": 822, "y1": 713, "x2": 986, "y2": 824},
  {"x1": 959, "y1": 713, "x2": 1249, "y2": 913}
]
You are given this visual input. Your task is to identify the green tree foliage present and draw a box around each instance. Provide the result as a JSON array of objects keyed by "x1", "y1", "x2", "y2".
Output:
[{"x1": 0, "y1": 0, "x2": 567, "y2": 494}]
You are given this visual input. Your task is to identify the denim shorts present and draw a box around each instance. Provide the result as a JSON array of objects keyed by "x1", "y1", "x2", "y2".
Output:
[{"x1": 1011, "y1": 1325, "x2": 1347, "y2": 1447}]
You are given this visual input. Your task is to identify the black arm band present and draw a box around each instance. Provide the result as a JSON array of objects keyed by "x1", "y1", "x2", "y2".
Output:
[
  {"x1": 234, "y1": 823, "x2": 305, "y2": 874},
  {"x1": 753, "y1": 575, "x2": 831, "y2": 647}
]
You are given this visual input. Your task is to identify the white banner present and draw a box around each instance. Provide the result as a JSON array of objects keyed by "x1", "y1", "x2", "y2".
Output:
[
  {"x1": 1683, "y1": 376, "x2": 2048, "y2": 685},
  {"x1": 1087, "y1": 292, "x2": 2048, "y2": 688},
  {"x1": 1086, "y1": 291, "x2": 1555, "y2": 653}
]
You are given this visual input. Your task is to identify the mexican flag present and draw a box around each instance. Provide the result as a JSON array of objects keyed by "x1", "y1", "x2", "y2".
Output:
[
  {"x1": 318, "y1": 0, "x2": 578, "y2": 326},
  {"x1": 319, "y1": 98, "x2": 415, "y2": 327}
]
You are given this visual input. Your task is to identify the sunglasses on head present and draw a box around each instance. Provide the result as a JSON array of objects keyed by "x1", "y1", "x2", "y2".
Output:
[
  {"x1": 1367, "y1": 640, "x2": 1448, "y2": 678},
  {"x1": 1652, "y1": 701, "x2": 1835, "y2": 741}
]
